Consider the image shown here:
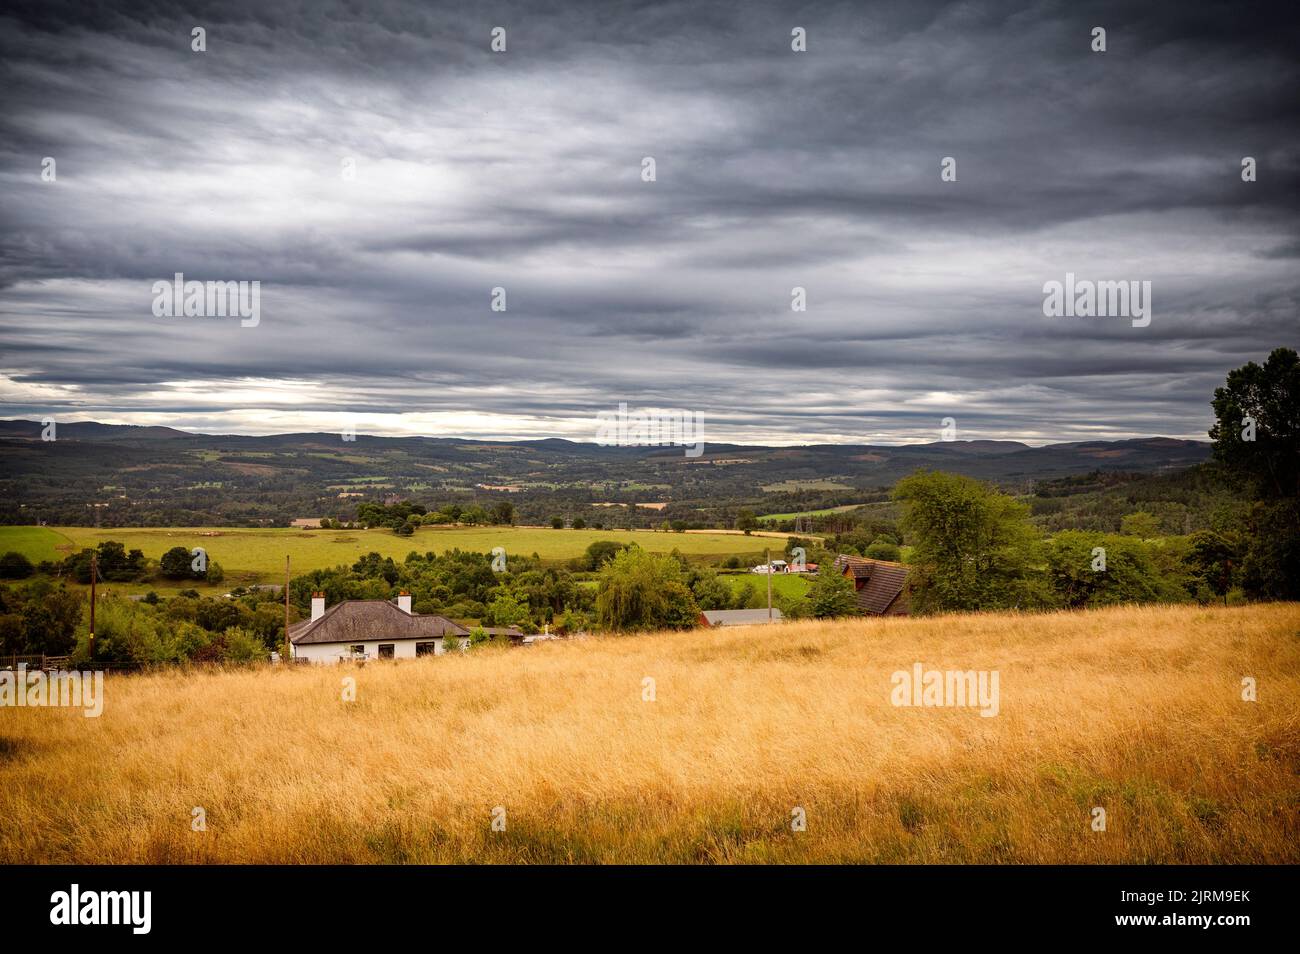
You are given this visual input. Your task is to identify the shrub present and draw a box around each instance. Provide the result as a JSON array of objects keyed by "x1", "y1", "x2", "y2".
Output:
[{"x1": 0, "y1": 552, "x2": 34, "y2": 580}]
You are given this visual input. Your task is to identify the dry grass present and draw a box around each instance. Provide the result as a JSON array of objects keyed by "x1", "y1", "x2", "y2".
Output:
[{"x1": 2, "y1": 603, "x2": 1297, "y2": 864}]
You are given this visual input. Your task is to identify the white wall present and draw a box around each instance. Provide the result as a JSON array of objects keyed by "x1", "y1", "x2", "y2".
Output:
[{"x1": 293, "y1": 636, "x2": 464, "y2": 663}]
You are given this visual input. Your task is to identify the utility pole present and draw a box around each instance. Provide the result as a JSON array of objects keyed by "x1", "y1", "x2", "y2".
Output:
[
  {"x1": 89, "y1": 553, "x2": 97, "y2": 659},
  {"x1": 766, "y1": 547, "x2": 773, "y2": 621},
  {"x1": 283, "y1": 555, "x2": 291, "y2": 662}
]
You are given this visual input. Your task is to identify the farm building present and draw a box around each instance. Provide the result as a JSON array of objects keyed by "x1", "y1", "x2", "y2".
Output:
[
  {"x1": 289, "y1": 591, "x2": 516, "y2": 663},
  {"x1": 699, "y1": 608, "x2": 785, "y2": 626},
  {"x1": 833, "y1": 554, "x2": 910, "y2": 616}
]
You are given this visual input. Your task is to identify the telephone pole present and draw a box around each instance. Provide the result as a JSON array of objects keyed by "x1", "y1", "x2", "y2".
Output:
[
  {"x1": 766, "y1": 547, "x2": 773, "y2": 621},
  {"x1": 89, "y1": 553, "x2": 97, "y2": 659},
  {"x1": 283, "y1": 555, "x2": 291, "y2": 662}
]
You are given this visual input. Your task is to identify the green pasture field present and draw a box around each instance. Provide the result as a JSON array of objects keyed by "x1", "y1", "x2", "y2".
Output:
[
  {"x1": 723, "y1": 572, "x2": 812, "y2": 601},
  {"x1": 0, "y1": 526, "x2": 75, "y2": 564},
  {"x1": 758, "y1": 504, "x2": 865, "y2": 521},
  {"x1": 0, "y1": 525, "x2": 784, "y2": 594},
  {"x1": 760, "y1": 479, "x2": 853, "y2": 493}
]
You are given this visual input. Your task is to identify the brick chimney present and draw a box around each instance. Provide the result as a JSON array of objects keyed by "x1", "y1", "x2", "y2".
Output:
[
  {"x1": 397, "y1": 591, "x2": 412, "y2": 615},
  {"x1": 311, "y1": 592, "x2": 326, "y2": 621}
]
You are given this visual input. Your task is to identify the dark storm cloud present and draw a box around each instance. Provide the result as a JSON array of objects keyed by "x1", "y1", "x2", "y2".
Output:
[{"x1": 0, "y1": 0, "x2": 1297, "y2": 444}]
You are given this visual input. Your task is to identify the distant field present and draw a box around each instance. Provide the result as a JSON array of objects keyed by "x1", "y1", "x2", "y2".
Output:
[
  {"x1": 0, "y1": 525, "x2": 783, "y2": 590},
  {"x1": 759, "y1": 504, "x2": 864, "y2": 521},
  {"x1": 760, "y1": 479, "x2": 853, "y2": 493},
  {"x1": 724, "y1": 572, "x2": 811, "y2": 601},
  {"x1": 3, "y1": 603, "x2": 1294, "y2": 863},
  {"x1": 0, "y1": 525, "x2": 75, "y2": 563}
]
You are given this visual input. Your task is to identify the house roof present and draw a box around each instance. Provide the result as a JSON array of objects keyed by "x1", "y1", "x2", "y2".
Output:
[
  {"x1": 832, "y1": 554, "x2": 909, "y2": 615},
  {"x1": 833, "y1": 554, "x2": 871, "y2": 571},
  {"x1": 702, "y1": 608, "x2": 785, "y2": 626},
  {"x1": 289, "y1": 601, "x2": 469, "y2": 645},
  {"x1": 855, "y1": 562, "x2": 909, "y2": 614}
]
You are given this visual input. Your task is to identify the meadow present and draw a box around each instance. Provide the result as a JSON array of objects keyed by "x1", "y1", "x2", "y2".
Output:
[
  {"x1": 2, "y1": 602, "x2": 1295, "y2": 864},
  {"x1": 0, "y1": 525, "x2": 783, "y2": 592},
  {"x1": 725, "y1": 572, "x2": 811, "y2": 602},
  {"x1": 758, "y1": 504, "x2": 864, "y2": 522}
]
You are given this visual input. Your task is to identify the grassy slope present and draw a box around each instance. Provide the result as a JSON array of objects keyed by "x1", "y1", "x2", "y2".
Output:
[
  {"x1": 0, "y1": 526, "x2": 75, "y2": 563},
  {"x1": 2, "y1": 602, "x2": 1296, "y2": 864},
  {"x1": 0, "y1": 526, "x2": 783, "y2": 591}
]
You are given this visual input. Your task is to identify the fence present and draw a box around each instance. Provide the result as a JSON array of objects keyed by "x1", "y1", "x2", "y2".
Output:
[
  {"x1": 1, "y1": 654, "x2": 255, "y2": 675},
  {"x1": 2, "y1": 654, "x2": 71, "y2": 671}
]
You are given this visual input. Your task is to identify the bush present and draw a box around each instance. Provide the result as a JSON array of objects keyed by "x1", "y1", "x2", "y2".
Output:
[
  {"x1": 222, "y1": 626, "x2": 268, "y2": 663},
  {"x1": 864, "y1": 541, "x2": 901, "y2": 562},
  {"x1": 0, "y1": 552, "x2": 34, "y2": 579},
  {"x1": 583, "y1": 540, "x2": 627, "y2": 571},
  {"x1": 807, "y1": 570, "x2": 857, "y2": 618}
]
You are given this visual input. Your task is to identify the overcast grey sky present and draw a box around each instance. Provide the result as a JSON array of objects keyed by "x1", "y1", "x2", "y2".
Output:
[{"x1": 1, "y1": 0, "x2": 1296, "y2": 444}]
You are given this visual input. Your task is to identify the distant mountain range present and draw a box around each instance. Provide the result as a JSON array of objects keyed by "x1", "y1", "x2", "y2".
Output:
[{"x1": 0, "y1": 419, "x2": 1211, "y2": 527}]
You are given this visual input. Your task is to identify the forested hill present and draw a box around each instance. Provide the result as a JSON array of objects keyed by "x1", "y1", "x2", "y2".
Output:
[{"x1": 0, "y1": 419, "x2": 1209, "y2": 527}]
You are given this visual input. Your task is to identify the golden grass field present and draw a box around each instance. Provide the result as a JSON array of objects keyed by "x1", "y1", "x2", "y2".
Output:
[{"x1": 2, "y1": 603, "x2": 1297, "y2": 864}]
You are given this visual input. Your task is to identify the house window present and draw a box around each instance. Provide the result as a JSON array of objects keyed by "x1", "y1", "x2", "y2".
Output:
[
  {"x1": 347, "y1": 645, "x2": 365, "y2": 660},
  {"x1": 416, "y1": 642, "x2": 436, "y2": 657},
  {"x1": 378, "y1": 644, "x2": 395, "y2": 659}
]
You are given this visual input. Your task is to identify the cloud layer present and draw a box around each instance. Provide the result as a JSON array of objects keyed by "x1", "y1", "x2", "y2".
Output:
[{"x1": 1, "y1": 0, "x2": 1297, "y2": 444}]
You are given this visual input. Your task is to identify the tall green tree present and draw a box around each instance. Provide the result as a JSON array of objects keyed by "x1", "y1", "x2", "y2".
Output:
[
  {"x1": 583, "y1": 540, "x2": 627, "y2": 570},
  {"x1": 595, "y1": 547, "x2": 699, "y2": 631},
  {"x1": 1208, "y1": 348, "x2": 1300, "y2": 600},
  {"x1": 1209, "y1": 347, "x2": 1299, "y2": 499},
  {"x1": 485, "y1": 589, "x2": 531, "y2": 629},
  {"x1": 159, "y1": 546, "x2": 197, "y2": 580},
  {"x1": 1187, "y1": 530, "x2": 1244, "y2": 604},
  {"x1": 894, "y1": 470, "x2": 1049, "y2": 613},
  {"x1": 0, "y1": 552, "x2": 34, "y2": 580},
  {"x1": 1239, "y1": 500, "x2": 1300, "y2": 601},
  {"x1": 1045, "y1": 531, "x2": 1168, "y2": 608}
]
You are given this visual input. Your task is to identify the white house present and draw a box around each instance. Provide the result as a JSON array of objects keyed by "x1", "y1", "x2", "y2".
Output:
[{"x1": 289, "y1": 591, "x2": 472, "y2": 663}]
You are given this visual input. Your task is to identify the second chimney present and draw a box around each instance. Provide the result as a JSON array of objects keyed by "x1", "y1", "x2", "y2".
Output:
[
  {"x1": 397, "y1": 591, "x2": 412, "y2": 615},
  {"x1": 311, "y1": 592, "x2": 326, "y2": 621}
]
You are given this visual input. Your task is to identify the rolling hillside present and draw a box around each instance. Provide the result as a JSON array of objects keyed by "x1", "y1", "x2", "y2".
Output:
[
  {"x1": 0, "y1": 419, "x2": 1210, "y2": 528},
  {"x1": 2, "y1": 602, "x2": 1294, "y2": 864}
]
